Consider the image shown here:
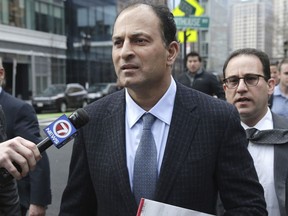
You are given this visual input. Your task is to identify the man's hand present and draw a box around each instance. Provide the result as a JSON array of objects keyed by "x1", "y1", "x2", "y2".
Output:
[
  {"x1": 0, "y1": 137, "x2": 41, "y2": 179},
  {"x1": 29, "y1": 204, "x2": 46, "y2": 216}
]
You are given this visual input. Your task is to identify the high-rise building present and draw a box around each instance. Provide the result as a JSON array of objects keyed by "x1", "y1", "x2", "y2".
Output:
[
  {"x1": 230, "y1": 0, "x2": 273, "y2": 57},
  {"x1": 272, "y1": 0, "x2": 288, "y2": 59},
  {"x1": 200, "y1": 0, "x2": 229, "y2": 73}
]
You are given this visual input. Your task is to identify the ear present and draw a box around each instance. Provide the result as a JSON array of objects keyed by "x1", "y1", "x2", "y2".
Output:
[
  {"x1": 166, "y1": 41, "x2": 179, "y2": 66},
  {"x1": 223, "y1": 83, "x2": 227, "y2": 91},
  {"x1": 267, "y1": 78, "x2": 275, "y2": 96}
]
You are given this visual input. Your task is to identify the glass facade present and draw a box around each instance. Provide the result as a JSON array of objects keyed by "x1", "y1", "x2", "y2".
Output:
[
  {"x1": 65, "y1": 0, "x2": 117, "y2": 87},
  {"x1": 0, "y1": 0, "x2": 64, "y2": 34},
  {"x1": 0, "y1": 0, "x2": 66, "y2": 99}
]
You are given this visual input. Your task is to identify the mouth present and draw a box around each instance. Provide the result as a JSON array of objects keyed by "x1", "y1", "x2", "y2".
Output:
[
  {"x1": 234, "y1": 97, "x2": 251, "y2": 104},
  {"x1": 120, "y1": 64, "x2": 139, "y2": 71}
]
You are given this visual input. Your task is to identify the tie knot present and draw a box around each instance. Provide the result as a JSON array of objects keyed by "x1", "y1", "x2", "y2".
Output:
[
  {"x1": 142, "y1": 113, "x2": 156, "y2": 130},
  {"x1": 246, "y1": 128, "x2": 259, "y2": 140}
]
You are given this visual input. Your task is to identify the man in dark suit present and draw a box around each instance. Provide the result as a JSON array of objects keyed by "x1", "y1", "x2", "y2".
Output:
[
  {"x1": 0, "y1": 106, "x2": 42, "y2": 215},
  {"x1": 0, "y1": 64, "x2": 51, "y2": 215},
  {"x1": 59, "y1": 3, "x2": 267, "y2": 216},
  {"x1": 223, "y1": 48, "x2": 288, "y2": 216}
]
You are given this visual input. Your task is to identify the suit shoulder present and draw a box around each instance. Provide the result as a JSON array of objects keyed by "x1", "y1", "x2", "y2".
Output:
[
  {"x1": 272, "y1": 112, "x2": 288, "y2": 129},
  {"x1": 84, "y1": 90, "x2": 124, "y2": 118},
  {"x1": 178, "y1": 82, "x2": 230, "y2": 106},
  {"x1": 1, "y1": 91, "x2": 33, "y2": 112}
]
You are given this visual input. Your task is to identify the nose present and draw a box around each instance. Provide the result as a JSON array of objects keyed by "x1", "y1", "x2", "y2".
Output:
[
  {"x1": 120, "y1": 40, "x2": 134, "y2": 60},
  {"x1": 236, "y1": 78, "x2": 248, "y2": 92}
]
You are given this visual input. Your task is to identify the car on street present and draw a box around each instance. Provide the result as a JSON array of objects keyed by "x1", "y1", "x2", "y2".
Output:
[
  {"x1": 87, "y1": 82, "x2": 116, "y2": 103},
  {"x1": 32, "y1": 83, "x2": 88, "y2": 113}
]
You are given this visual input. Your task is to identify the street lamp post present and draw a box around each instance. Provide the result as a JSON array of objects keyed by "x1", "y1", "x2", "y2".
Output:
[{"x1": 81, "y1": 32, "x2": 91, "y2": 89}]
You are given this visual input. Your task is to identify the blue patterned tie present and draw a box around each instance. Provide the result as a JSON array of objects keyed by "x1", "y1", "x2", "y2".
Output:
[{"x1": 133, "y1": 113, "x2": 158, "y2": 205}]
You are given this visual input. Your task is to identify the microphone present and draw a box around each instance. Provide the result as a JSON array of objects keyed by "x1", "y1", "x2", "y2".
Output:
[
  {"x1": 37, "y1": 108, "x2": 89, "y2": 152},
  {"x1": 0, "y1": 108, "x2": 89, "y2": 186}
]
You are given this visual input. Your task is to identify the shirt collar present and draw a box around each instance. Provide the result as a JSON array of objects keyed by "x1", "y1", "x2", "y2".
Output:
[
  {"x1": 273, "y1": 85, "x2": 282, "y2": 96},
  {"x1": 241, "y1": 108, "x2": 273, "y2": 130},
  {"x1": 126, "y1": 77, "x2": 177, "y2": 128}
]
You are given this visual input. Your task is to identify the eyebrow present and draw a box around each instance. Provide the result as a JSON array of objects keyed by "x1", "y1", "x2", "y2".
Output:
[{"x1": 112, "y1": 31, "x2": 151, "y2": 40}]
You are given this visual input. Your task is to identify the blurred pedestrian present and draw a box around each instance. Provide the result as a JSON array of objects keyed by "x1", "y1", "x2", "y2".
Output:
[
  {"x1": 223, "y1": 48, "x2": 288, "y2": 216},
  {"x1": 177, "y1": 51, "x2": 225, "y2": 99},
  {"x1": 271, "y1": 58, "x2": 288, "y2": 118},
  {"x1": 270, "y1": 61, "x2": 280, "y2": 85},
  {"x1": 0, "y1": 62, "x2": 51, "y2": 216},
  {"x1": 59, "y1": 2, "x2": 267, "y2": 216},
  {"x1": 0, "y1": 105, "x2": 42, "y2": 216}
]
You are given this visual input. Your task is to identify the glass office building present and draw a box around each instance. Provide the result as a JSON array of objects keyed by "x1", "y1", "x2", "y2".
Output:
[
  {"x1": 0, "y1": 0, "x2": 117, "y2": 99},
  {"x1": 0, "y1": 0, "x2": 171, "y2": 99},
  {"x1": 65, "y1": 0, "x2": 117, "y2": 88},
  {"x1": 0, "y1": 0, "x2": 66, "y2": 99}
]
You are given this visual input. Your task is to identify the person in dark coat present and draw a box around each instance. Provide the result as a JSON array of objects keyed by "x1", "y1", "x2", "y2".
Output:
[
  {"x1": 59, "y1": 3, "x2": 267, "y2": 216},
  {"x1": 177, "y1": 51, "x2": 225, "y2": 100},
  {"x1": 0, "y1": 105, "x2": 42, "y2": 216},
  {"x1": 0, "y1": 63, "x2": 51, "y2": 216}
]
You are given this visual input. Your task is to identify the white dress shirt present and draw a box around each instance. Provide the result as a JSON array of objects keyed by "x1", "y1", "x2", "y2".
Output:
[
  {"x1": 241, "y1": 108, "x2": 280, "y2": 216},
  {"x1": 125, "y1": 77, "x2": 176, "y2": 190}
]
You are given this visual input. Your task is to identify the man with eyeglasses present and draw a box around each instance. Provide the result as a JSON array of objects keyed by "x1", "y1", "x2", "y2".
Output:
[{"x1": 222, "y1": 48, "x2": 288, "y2": 216}]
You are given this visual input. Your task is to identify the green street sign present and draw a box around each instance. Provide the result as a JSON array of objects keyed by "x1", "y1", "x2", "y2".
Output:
[
  {"x1": 174, "y1": 16, "x2": 209, "y2": 29},
  {"x1": 179, "y1": 0, "x2": 196, "y2": 16}
]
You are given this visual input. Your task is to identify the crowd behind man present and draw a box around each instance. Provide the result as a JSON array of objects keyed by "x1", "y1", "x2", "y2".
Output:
[{"x1": 271, "y1": 58, "x2": 288, "y2": 119}]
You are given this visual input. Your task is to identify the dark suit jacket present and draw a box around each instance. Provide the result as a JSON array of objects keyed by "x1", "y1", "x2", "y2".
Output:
[
  {"x1": 0, "y1": 105, "x2": 21, "y2": 216},
  {"x1": 60, "y1": 83, "x2": 267, "y2": 216},
  {"x1": 0, "y1": 90, "x2": 51, "y2": 209},
  {"x1": 272, "y1": 113, "x2": 288, "y2": 216},
  {"x1": 176, "y1": 69, "x2": 226, "y2": 100}
]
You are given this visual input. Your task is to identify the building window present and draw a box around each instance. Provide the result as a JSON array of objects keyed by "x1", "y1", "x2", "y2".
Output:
[
  {"x1": 35, "y1": 1, "x2": 49, "y2": 32},
  {"x1": 1, "y1": 0, "x2": 26, "y2": 27}
]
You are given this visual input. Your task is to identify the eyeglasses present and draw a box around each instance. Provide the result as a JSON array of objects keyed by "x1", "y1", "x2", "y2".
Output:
[{"x1": 223, "y1": 74, "x2": 266, "y2": 89}]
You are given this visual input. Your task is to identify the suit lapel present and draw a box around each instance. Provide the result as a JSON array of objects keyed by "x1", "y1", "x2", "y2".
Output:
[
  {"x1": 103, "y1": 91, "x2": 138, "y2": 212},
  {"x1": 272, "y1": 113, "x2": 288, "y2": 216},
  {"x1": 156, "y1": 85, "x2": 200, "y2": 201}
]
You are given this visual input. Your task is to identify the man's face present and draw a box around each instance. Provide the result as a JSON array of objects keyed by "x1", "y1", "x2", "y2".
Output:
[
  {"x1": 279, "y1": 63, "x2": 288, "y2": 88},
  {"x1": 270, "y1": 65, "x2": 280, "y2": 85},
  {"x1": 112, "y1": 5, "x2": 177, "y2": 92},
  {"x1": 186, "y1": 56, "x2": 201, "y2": 75},
  {"x1": 223, "y1": 55, "x2": 275, "y2": 126},
  {"x1": 0, "y1": 67, "x2": 4, "y2": 86}
]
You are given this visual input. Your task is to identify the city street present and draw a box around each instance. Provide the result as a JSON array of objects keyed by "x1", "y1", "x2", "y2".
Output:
[{"x1": 38, "y1": 114, "x2": 74, "y2": 216}]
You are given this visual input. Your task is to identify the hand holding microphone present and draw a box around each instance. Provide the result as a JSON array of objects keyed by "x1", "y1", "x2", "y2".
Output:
[
  {"x1": 0, "y1": 137, "x2": 41, "y2": 180},
  {"x1": 0, "y1": 108, "x2": 89, "y2": 186}
]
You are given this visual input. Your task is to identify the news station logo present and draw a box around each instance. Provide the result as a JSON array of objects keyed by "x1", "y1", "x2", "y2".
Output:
[{"x1": 44, "y1": 115, "x2": 77, "y2": 148}]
